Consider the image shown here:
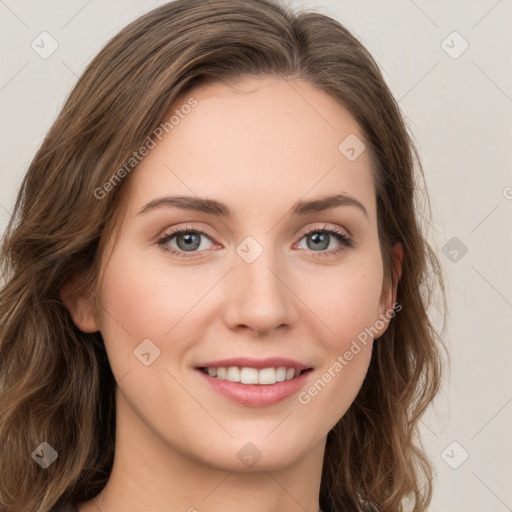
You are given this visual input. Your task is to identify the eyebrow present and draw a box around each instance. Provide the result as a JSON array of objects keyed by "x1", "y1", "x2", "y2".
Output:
[{"x1": 138, "y1": 193, "x2": 368, "y2": 218}]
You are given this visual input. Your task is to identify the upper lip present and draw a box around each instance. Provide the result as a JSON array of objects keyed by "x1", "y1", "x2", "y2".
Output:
[{"x1": 195, "y1": 357, "x2": 312, "y2": 373}]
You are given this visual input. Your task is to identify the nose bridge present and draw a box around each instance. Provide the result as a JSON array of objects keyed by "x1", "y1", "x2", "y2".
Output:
[{"x1": 223, "y1": 234, "x2": 296, "y2": 334}]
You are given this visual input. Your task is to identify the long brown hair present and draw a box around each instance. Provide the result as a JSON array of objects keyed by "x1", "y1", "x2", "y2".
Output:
[{"x1": 0, "y1": 1, "x2": 446, "y2": 510}]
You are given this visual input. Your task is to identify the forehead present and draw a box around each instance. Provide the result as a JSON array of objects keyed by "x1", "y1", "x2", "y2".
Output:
[{"x1": 127, "y1": 77, "x2": 376, "y2": 221}]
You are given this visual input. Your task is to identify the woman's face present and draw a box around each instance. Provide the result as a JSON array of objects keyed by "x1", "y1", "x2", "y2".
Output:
[{"x1": 81, "y1": 77, "x2": 397, "y2": 471}]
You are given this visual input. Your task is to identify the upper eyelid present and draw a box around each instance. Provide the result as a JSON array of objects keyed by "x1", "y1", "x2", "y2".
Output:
[
  {"x1": 161, "y1": 224, "x2": 217, "y2": 241},
  {"x1": 301, "y1": 224, "x2": 351, "y2": 238}
]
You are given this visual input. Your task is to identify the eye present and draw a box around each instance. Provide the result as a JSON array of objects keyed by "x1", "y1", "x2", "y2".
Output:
[
  {"x1": 157, "y1": 225, "x2": 217, "y2": 258},
  {"x1": 296, "y1": 224, "x2": 353, "y2": 257}
]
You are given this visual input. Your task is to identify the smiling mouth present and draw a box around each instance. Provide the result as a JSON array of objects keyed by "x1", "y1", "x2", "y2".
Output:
[{"x1": 198, "y1": 366, "x2": 313, "y2": 385}]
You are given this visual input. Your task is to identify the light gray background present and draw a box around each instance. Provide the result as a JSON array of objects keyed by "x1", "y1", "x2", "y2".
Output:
[{"x1": 1, "y1": 1, "x2": 511, "y2": 510}]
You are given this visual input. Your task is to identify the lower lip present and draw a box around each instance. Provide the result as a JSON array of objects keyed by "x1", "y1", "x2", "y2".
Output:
[{"x1": 196, "y1": 369, "x2": 312, "y2": 407}]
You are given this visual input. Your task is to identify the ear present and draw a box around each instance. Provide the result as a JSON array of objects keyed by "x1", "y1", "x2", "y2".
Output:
[
  {"x1": 60, "y1": 271, "x2": 100, "y2": 333},
  {"x1": 380, "y1": 242, "x2": 403, "y2": 313},
  {"x1": 390, "y1": 242, "x2": 403, "y2": 306},
  {"x1": 374, "y1": 243, "x2": 403, "y2": 340}
]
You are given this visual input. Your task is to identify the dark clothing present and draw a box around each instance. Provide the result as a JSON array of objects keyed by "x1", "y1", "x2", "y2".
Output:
[{"x1": 51, "y1": 504, "x2": 78, "y2": 512}]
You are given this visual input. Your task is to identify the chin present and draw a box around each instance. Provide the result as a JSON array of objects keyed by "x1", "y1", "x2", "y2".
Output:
[{"x1": 192, "y1": 434, "x2": 310, "y2": 472}]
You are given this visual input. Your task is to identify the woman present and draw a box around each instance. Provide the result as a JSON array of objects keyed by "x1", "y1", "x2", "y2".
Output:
[{"x1": 0, "y1": 1, "x2": 446, "y2": 511}]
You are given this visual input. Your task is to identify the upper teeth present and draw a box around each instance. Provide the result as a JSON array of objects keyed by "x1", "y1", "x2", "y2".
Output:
[{"x1": 204, "y1": 366, "x2": 299, "y2": 385}]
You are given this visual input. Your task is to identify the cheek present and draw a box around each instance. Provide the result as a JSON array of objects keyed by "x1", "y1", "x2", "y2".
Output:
[
  {"x1": 290, "y1": 254, "x2": 383, "y2": 427},
  {"x1": 96, "y1": 244, "x2": 208, "y2": 378},
  {"x1": 298, "y1": 254, "x2": 385, "y2": 345},
  {"x1": 98, "y1": 244, "x2": 214, "y2": 335},
  {"x1": 295, "y1": 343, "x2": 372, "y2": 437}
]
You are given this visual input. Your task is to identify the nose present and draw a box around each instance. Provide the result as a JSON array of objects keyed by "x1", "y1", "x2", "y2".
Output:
[{"x1": 222, "y1": 245, "x2": 298, "y2": 337}]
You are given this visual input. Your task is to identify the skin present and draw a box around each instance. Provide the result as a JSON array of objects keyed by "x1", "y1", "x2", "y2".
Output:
[{"x1": 64, "y1": 76, "x2": 402, "y2": 512}]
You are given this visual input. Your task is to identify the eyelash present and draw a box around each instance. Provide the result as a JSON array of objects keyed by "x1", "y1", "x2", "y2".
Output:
[{"x1": 156, "y1": 224, "x2": 354, "y2": 259}]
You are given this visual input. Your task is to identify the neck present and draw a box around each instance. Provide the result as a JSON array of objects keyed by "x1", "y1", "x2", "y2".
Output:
[{"x1": 78, "y1": 389, "x2": 326, "y2": 512}]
